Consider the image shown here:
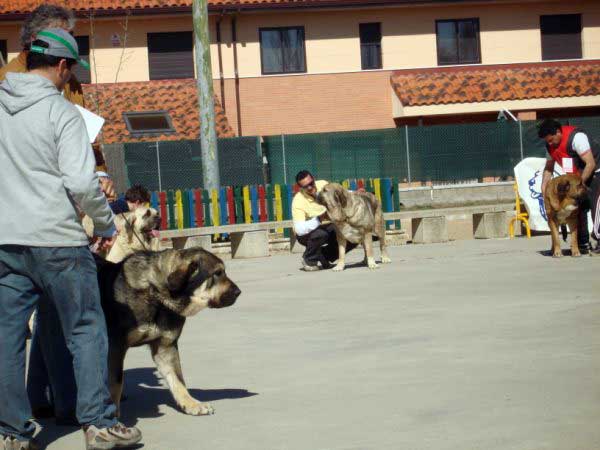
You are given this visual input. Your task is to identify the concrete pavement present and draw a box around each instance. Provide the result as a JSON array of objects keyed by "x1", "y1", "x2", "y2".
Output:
[{"x1": 39, "y1": 236, "x2": 600, "y2": 450}]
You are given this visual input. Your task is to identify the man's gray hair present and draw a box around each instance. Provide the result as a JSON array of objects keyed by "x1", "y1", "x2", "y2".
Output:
[{"x1": 20, "y1": 4, "x2": 76, "y2": 50}]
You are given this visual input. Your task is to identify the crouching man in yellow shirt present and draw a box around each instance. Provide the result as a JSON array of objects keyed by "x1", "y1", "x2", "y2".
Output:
[{"x1": 292, "y1": 170, "x2": 357, "y2": 271}]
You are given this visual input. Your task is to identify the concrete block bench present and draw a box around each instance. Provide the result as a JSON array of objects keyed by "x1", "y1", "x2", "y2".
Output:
[
  {"x1": 473, "y1": 211, "x2": 508, "y2": 239},
  {"x1": 411, "y1": 216, "x2": 448, "y2": 244},
  {"x1": 160, "y1": 220, "x2": 292, "y2": 258},
  {"x1": 159, "y1": 203, "x2": 514, "y2": 258}
]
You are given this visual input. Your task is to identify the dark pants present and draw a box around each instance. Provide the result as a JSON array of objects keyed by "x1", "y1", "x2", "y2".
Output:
[
  {"x1": 589, "y1": 173, "x2": 600, "y2": 242},
  {"x1": 0, "y1": 245, "x2": 116, "y2": 441},
  {"x1": 576, "y1": 172, "x2": 600, "y2": 248},
  {"x1": 297, "y1": 224, "x2": 357, "y2": 266},
  {"x1": 577, "y1": 196, "x2": 591, "y2": 249},
  {"x1": 27, "y1": 305, "x2": 77, "y2": 419}
]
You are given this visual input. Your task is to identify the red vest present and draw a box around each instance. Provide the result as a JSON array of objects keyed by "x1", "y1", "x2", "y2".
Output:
[{"x1": 546, "y1": 126, "x2": 580, "y2": 174}]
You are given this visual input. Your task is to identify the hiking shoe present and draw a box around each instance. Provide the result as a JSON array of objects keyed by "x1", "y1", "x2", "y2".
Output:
[
  {"x1": 0, "y1": 436, "x2": 40, "y2": 450},
  {"x1": 84, "y1": 423, "x2": 142, "y2": 450}
]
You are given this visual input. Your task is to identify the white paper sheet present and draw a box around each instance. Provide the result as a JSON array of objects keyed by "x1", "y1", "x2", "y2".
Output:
[{"x1": 75, "y1": 104, "x2": 105, "y2": 143}]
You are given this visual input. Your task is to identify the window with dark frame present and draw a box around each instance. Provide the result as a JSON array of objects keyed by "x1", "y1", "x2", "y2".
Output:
[
  {"x1": 360, "y1": 23, "x2": 382, "y2": 70},
  {"x1": 540, "y1": 14, "x2": 582, "y2": 61},
  {"x1": 259, "y1": 27, "x2": 306, "y2": 75},
  {"x1": 72, "y1": 36, "x2": 90, "y2": 84},
  {"x1": 0, "y1": 40, "x2": 7, "y2": 67},
  {"x1": 123, "y1": 111, "x2": 176, "y2": 136},
  {"x1": 436, "y1": 18, "x2": 481, "y2": 66},
  {"x1": 147, "y1": 32, "x2": 194, "y2": 80}
]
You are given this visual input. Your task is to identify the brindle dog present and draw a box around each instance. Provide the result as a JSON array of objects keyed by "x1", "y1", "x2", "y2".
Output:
[
  {"x1": 317, "y1": 183, "x2": 391, "y2": 271},
  {"x1": 97, "y1": 247, "x2": 241, "y2": 416}
]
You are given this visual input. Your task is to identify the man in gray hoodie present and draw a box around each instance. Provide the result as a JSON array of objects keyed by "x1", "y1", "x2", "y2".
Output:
[{"x1": 0, "y1": 29, "x2": 142, "y2": 450}]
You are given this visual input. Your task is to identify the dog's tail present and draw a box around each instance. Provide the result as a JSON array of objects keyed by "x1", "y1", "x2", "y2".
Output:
[{"x1": 560, "y1": 224, "x2": 568, "y2": 242}]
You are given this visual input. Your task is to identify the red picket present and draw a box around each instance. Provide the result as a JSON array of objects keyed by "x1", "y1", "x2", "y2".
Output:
[
  {"x1": 158, "y1": 191, "x2": 168, "y2": 230},
  {"x1": 357, "y1": 179, "x2": 365, "y2": 190},
  {"x1": 227, "y1": 187, "x2": 236, "y2": 224},
  {"x1": 258, "y1": 185, "x2": 267, "y2": 222},
  {"x1": 194, "y1": 189, "x2": 204, "y2": 227}
]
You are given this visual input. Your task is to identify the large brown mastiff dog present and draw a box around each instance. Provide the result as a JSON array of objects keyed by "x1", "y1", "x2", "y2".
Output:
[
  {"x1": 543, "y1": 174, "x2": 588, "y2": 258},
  {"x1": 317, "y1": 183, "x2": 391, "y2": 271}
]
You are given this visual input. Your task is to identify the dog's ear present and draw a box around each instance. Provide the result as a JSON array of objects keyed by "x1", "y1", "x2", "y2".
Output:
[
  {"x1": 334, "y1": 188, "x2": 347, "y2": 208},
  {"x1": 167, "y1": 260, "x2": 199, "y2": 293},
  {"x1": 548, "y1": 181, "x2": 562, "y2": 211},
  {"x1": 144, "y1": 209, "x2": 152, "y2": 218}
]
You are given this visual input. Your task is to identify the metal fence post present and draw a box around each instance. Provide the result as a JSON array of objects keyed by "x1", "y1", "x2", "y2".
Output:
[
  {"x1": 155, "y1": 141, "x2": 162, "y2": 192},
  {"x1": 404, "y1": 125, "x2": 412, "y2": 184},
  {"x1": 518, "y1": 120, "x2": 524, "y2": 161},
  {"x1": 282, "y1": 134, "x2": 287, "y2": 185}
]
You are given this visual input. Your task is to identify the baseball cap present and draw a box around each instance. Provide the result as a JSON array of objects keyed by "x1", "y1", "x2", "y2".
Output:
[{"x1": 29, "y1": 28, "x2": 90, "y2": 70}]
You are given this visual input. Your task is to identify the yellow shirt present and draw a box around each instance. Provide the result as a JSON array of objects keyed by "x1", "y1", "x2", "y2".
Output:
[{"x1": 291, "y1": 179, "x2": 328, "y2": 222}]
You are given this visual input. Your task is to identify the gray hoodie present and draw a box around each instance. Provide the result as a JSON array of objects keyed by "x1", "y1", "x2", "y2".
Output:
[{"x1": 0, "y1": 72, "x2": 114, "y2": 247}]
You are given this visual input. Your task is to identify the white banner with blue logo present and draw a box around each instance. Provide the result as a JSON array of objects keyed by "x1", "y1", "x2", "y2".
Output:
[{"x1": 514, "y1": 158, "x2": 593, "y2": 231}]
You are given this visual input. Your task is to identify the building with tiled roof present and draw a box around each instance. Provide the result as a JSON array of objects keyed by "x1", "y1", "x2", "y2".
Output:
[
  {"x1": 83, "y1": 80, "x2": 235, "y2": 144},
  {"x1": 1, "y1": 0, "x2": 600, "y2": 138}
]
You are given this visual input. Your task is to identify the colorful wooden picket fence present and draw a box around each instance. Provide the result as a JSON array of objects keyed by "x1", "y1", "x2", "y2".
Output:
[{"x1": 149, "y1": 178, "x2": 402, "y2": 233}]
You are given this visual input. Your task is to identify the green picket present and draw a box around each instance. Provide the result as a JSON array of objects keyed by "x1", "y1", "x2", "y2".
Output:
[{"x1": 167, "y1": 190, "x2": 176, "y2": 230}]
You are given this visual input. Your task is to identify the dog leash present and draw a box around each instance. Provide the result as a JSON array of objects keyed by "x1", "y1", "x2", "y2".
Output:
[{"x1": 120, "y1": 212, "x2": 150, "y2": 251}]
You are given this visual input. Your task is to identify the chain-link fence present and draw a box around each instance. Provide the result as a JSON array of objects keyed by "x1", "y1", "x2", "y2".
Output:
[
  {"x1": 264, "y1": 117, "x2": 600, "y2": 185},
  {"x1": 115, "y1": 136, "x2": 263, "y2": 191},
  {"x1": 104, "y1": 116, "x2": 600, "y2": 192}
]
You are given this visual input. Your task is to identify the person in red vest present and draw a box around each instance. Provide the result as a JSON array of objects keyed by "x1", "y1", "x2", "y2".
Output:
[{"x1": 538, "y1": 119, "x2": 600, "y2": 255}]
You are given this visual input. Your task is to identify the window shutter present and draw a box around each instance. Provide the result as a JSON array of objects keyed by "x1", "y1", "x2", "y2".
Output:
[{"x1": 148, "y1": 32, "x2": 195, "y2": 80}]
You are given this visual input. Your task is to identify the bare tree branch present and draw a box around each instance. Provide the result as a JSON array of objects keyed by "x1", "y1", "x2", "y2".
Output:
[{"x1": 114, "y1": 10, "x2": 131, "y2": 84}]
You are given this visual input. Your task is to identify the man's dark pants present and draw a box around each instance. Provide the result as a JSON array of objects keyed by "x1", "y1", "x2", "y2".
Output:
[
  {"x1": 297, "y1": 224, "x2": 357, "y2": 266},
  {"x1": 0, "y1": 246, "x2": 117, "y2": 441},
  {"x1": 576, "y1": 172, "x2": 600, "y2": 249},
  {"x1": 588, "y1": 172, "x2": 600, "y2": 243},
  {"x1": 27, "y1": 303, "x2": 77, "y2": 419}
]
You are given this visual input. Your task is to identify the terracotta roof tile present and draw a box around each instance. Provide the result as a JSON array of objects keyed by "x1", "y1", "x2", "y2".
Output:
[
  {"x1": 0, "y1": 0, "x2": 428, "y2": 15},
  {"x1": 82, "y1": 79, "x2": 235, "y2": 144},
  {"x1": 390, "y1": 60, "x2": 600, "y2": 107}
]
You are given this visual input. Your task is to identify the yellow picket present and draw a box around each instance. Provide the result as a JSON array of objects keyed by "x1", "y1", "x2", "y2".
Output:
[
  {"x1": 274, "y1": 184, "x2": 283, "y2": 234},
  {"x1": 175, "y1": 190, "x2": 184, "y2": 230},
  {"x1": 242, "y1": 186, "x2": 252, "y2": 224},
  {"x1": 373, "y1": 178, "x2": 382, "y2": 203}
]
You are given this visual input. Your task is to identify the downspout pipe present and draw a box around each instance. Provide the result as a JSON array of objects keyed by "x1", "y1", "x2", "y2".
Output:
[
  {"x1": 216, "y1": 10, "x2": 226, "y2": 113},
  {"x1": 232, "y1": 13, "x2": 242, "y2": 137}
]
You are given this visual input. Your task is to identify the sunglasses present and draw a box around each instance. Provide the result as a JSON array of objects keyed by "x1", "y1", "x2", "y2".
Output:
[{"x1": 299, "y1": 180, "x2": 316, "y2": 190}]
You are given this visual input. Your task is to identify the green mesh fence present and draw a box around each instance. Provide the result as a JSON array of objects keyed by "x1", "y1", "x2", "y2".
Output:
[
  {"x1": 123, "y1": 137, "x2": 263, "y2": 190},
  {"x1": 120, "y1": 116, "x2": 600, "y2": 190},
  {"x1": 265, "y1": 128, "x2": 409, "y2": 184}
]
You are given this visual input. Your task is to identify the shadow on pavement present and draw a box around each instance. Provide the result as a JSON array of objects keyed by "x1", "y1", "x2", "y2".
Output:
[{"x1": 120, "y1": 367, "x2": 258, "y2": 424}]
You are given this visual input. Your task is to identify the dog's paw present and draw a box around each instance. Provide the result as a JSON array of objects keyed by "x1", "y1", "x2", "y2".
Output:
[
  {"x1": 367, "y1": 258, "x2": 379, "y2": 270},
  {"x1": 381, "y1": 255, "x2": 392, "y2": 264},
  {"x1": 572, "y1": 250, "x2": 581, "y2": 258},
  {"x1": 333, "y1": 263, "x2": 345, "y2": 272},
  {"x1": 552, "y1": 251, "x2": 562, "y2": 258},
  {"x1": 181, "y1": 399, "x2": 214, "y2": 416}
]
